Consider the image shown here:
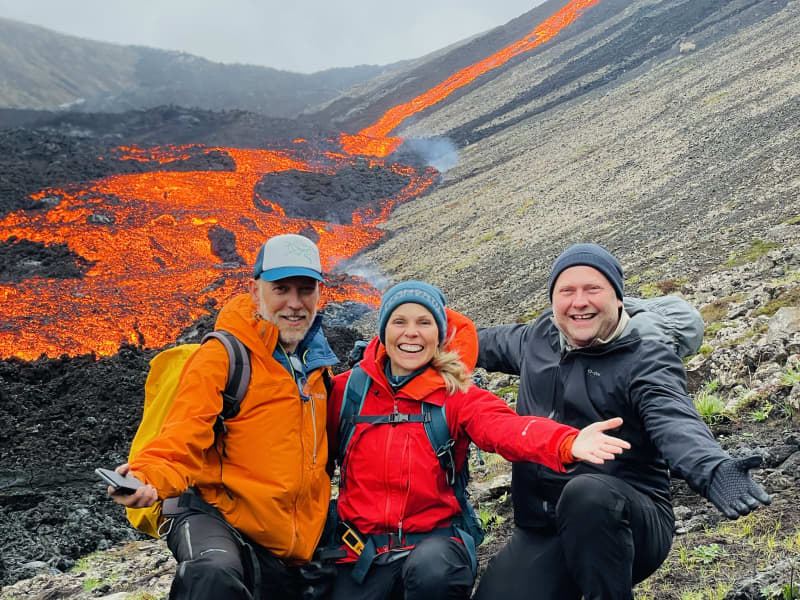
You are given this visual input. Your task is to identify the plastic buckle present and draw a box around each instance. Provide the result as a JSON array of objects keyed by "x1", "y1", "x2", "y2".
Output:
[
  {"x1": 387, "y1": 412, "x2": 410, "y2": 424},
  {"x1": 342, "y1": 527, "x2": 365, "y2": 556}
]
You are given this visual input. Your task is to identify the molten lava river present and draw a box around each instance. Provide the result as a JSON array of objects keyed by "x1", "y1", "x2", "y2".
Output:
[{"x1": 0, "y1": 0, "x2": 598, "y2": 359}]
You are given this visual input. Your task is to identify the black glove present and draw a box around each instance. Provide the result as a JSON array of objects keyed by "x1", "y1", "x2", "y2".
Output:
[
  {"x1": 299, "y1": 547, "x2": 345, "y2": 600},
  {"x1": 299, "y1": 558, "x2": 337, "y2": 600},
  {"x1": 707, "y1": 456, "x2": 771, "y2": 519}
]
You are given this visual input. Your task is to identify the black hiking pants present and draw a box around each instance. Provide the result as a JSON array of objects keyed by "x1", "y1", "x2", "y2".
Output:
[
  {"x1": 164, "y1": 504, "x2": 305, "y2": 600},
  {"x1": 330, "y1": 535, "x2": 474, "y2": 600},
  {"x1": 473, "y1": 474, "x2": 674, "y2": 600}
]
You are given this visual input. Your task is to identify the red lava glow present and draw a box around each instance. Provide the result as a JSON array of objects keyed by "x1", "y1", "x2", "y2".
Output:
[
  {"x1": 354, "y1": 0, "x2": 601, "y2": 148},
  {"x1": 1, "y1": 0, "x2": 597, "y2": 359},
  {"x1": 0, "y1": 144, "x2": 436, "y2": 359}
]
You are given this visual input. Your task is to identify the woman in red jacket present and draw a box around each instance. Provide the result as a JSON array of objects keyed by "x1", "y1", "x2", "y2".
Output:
[{"x1": 327, "y1": 281, "x2": 630, "y2": 600}]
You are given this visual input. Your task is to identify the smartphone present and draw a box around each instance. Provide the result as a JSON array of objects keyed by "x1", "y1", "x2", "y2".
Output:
[{"x1": 95, "y1": 468, "x2": 144, "y2": 494}]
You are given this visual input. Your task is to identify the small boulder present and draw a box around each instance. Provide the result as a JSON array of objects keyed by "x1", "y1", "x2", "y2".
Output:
[{"x1": 767, "y1": 307, "x2": 800, "y2": 343}]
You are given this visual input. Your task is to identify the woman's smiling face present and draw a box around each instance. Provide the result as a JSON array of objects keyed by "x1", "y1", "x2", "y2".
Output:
[{"x1": 384, "y1": 302, "x2": 439, "y2": 376}]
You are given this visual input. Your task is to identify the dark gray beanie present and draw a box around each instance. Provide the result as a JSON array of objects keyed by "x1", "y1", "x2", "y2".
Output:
[
  {"x1": 548, "y1": 243, "x2": 624, "y2": 300},
  {"x1": 378, "y1": 281, "x2": 448, "y2": 345}
]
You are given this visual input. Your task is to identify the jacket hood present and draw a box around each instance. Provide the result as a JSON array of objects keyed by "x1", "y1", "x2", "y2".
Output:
[{"x1": 214, "y1": 293, "x2": 277, "y2": 355}]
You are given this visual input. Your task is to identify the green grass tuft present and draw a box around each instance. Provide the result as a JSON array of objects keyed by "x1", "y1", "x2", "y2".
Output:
[
  {"x1": 726, "y1": 239, "x2": 780, "y2": 267},
  {"x1": 694, "y1": 380, "x2": 725, "y2": 425},
  {"x1": 752, "y1": 287, "x2": 800, "y2": 318}
]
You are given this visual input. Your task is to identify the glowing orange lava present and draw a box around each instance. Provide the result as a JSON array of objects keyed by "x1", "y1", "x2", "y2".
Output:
[
  {"x1": 2, "y1": 0, "x2": 598, "y2": 359},
  {"x1": 353, "y1": 0, "x2": 601, "y2": 151},
  {"x1": 0, "y1": 145, "x2": 435, "y2": 359}
]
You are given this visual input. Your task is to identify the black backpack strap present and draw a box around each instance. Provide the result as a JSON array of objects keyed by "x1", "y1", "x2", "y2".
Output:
[
  {"x1": 338, "y1": 364, "x2": 371, "y2": 466},
  {"x1": 322, "y1": 366, "x2": 333, "y2": 398},
  {"x1": 422, "y1": 402, "x2": 456, "y2": 485},
  {"x1": 201, "y1": 330, "x2": 251, "y2": 455},
  {"x1": 422, "y1": 400, "x2": 484, "y2": 571},
  {"x1": 350, "y1": 412, "x2": 431, "y2": 425},
  {"x1": 203, "y1": 330, "x2": 251, "y2": 415}
]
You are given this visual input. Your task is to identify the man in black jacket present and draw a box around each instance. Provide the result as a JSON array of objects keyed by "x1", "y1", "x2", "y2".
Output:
[{"x1": 473, "y1": 243, "x2": 771, "y2": 600}]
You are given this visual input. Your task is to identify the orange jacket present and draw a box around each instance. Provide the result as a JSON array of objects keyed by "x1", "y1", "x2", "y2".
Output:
[{"x1": 131, "y1": 293, "x2": 336, "y2": 563}]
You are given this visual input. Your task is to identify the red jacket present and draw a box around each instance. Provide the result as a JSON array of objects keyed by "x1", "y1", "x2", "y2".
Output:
[{"x1": 327, "y1": 309, "x2": 578, "y2": 559}]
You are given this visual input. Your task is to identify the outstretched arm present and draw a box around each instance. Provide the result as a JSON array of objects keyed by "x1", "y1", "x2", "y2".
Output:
[
  {"x1": 455, "y1": 389, "x2": 630, "y2": 472},
  {"x1": 476, "y1": 323, "x2": 529, "y2": 374},
  {"x1": 632, "y1": 340, "x2": 770, "y2": 518},
  {"x1": 570, "y1": 417, "x2": 631, "y2": 464}
]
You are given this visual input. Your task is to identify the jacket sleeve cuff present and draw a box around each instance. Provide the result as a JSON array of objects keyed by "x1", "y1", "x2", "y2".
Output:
[{"x1": 559, "y1": 434, "x2": 578, "y2": 464}]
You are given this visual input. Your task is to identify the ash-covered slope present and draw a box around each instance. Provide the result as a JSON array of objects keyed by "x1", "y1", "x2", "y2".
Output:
[
  {"x1": 345, "y1": 0, "x2": 800, "y2": 322},
  {"x1": 306, "y1": 0, "x2": 788, "y2": 135}
]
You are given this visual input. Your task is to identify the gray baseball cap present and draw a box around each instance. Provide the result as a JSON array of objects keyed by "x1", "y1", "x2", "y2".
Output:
[{"x1": 253, "y1": 234, "x2": 325, "y2": 283}]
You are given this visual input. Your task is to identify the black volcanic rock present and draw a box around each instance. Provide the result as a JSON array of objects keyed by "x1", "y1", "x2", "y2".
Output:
[
  {"x1": 254, "y1": 161, "x2": 410, "y2": 223},
  {"x1": 0, "y1": 238, "x2": 95, "y2": 281},
  {"x1": 0, "y1": 106, "x2": 340, "y2": 218},
  {"x1": 207, "y1": 225, "x2": 244, "y2": 265}
]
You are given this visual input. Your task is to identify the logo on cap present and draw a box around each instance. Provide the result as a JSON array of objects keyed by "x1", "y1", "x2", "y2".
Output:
[{"x1": 254, "y1": 234, "x2": 325, "y2": 283}]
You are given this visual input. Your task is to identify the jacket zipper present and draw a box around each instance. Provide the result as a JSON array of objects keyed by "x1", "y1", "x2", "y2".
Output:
[
  {"x1": 283, "y1": 346, "x2": 318, "y2": 465},
  {"x1": 398, "y1": 433, "x2": 412, "y2": 541},
  {"x1": 383, "y1": 397, "x2": 398, "y2": 531},
  {"x1": 302, "y1": 350, "x2": 318, "y2": 464},
  {"x1": 280, "y1": 345, "x2": 303, "y2": 556}
]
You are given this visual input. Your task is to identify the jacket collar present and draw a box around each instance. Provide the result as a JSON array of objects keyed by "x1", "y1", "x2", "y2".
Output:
[
  {"x1": 359, "y1": 337, "x2": 447, "y2": 405},
  {"x1": 554, "y1": 309, "x2": 632, "y2": 353}
]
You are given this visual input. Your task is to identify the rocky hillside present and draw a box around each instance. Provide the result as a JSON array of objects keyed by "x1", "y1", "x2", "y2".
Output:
[
  {"x1": 340, "y1": 0, "x2": 800, "y2": 326},
  {"x1": 2, "y1": 0, "x2": 800, "y2": 598},
  {"x1": 0, "y1": 17, "x2": 387, "y2": 118}
]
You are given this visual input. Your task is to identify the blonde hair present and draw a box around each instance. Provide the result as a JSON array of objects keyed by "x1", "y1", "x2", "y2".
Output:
[{"x1": 431, "y1": 345, "x2": 471, "y2": 395}]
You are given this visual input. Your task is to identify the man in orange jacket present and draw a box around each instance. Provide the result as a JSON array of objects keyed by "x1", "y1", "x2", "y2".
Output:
[{"x1": 108, "y1": 233, "x2": 339, "y2": 599}]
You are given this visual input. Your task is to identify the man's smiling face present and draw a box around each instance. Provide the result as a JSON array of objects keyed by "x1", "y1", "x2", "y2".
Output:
[
  {"x1": 248, "y1": 276, "x2": 319, "y2": 352},
  {"x1": 552, "y1": 265, "x2": 622, "y2": 348}
]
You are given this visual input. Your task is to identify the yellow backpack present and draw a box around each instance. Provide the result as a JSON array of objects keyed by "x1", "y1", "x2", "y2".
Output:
[{"x1": 126, "y1": 331, "x2": 251, "y2": 537}]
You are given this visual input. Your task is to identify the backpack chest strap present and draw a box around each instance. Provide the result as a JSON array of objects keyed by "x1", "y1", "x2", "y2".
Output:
[{"x1": 346, "y1": 411, "x2": 432, "y2": 426}]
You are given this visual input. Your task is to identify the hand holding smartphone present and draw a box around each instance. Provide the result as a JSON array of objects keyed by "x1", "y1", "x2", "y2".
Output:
[{"x1": 95, "y1": 467, "x2": 144, "y2": 495}]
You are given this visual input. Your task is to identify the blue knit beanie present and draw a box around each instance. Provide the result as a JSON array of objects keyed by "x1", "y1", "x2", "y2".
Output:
[
  {"x1": 548, "y1": 243, "x2": 624, "y2": 300},
  {"x1": 378, "y1": 281, "x2": 448, "y2": 345}
]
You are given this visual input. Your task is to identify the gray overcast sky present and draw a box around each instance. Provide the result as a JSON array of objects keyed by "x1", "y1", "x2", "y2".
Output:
[{"x1": 0, "y1": 1, "x2": 545, "y2": 73}]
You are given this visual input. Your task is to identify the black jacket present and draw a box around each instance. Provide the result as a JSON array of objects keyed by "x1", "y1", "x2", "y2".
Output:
[{"x1": 477, "y1": 310, "x2": 728, "y2": 529}]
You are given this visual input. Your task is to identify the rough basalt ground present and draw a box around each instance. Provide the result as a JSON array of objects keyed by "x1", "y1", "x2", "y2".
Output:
[{"x1": 3, "y1": 0, "x2": 800, "y2": 598}]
